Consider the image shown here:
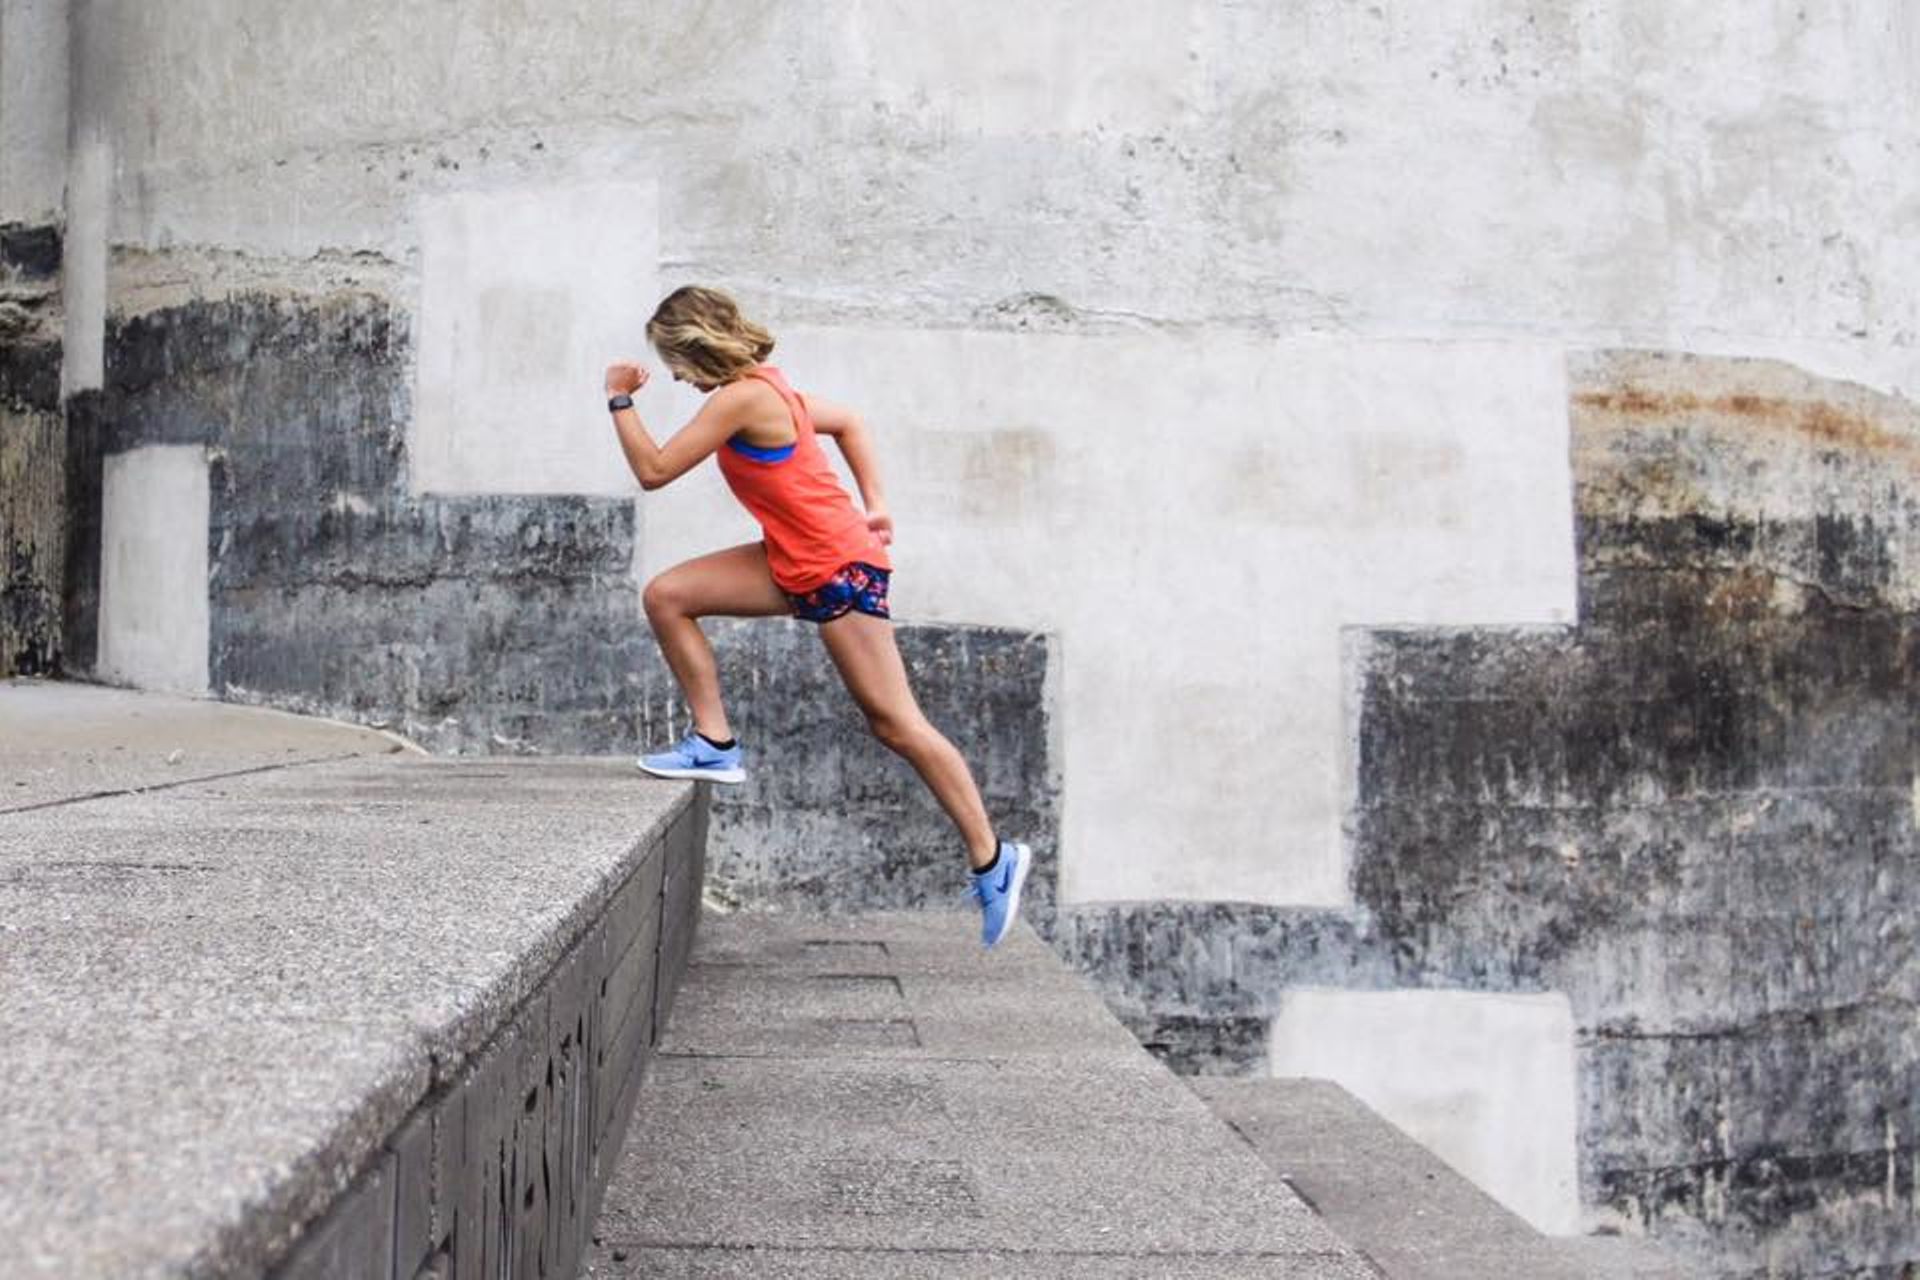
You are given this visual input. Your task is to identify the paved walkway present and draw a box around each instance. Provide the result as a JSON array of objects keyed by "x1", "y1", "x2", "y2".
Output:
[{"x1": 585, "y1": 911, "x2": 1376, "y2": 1278}]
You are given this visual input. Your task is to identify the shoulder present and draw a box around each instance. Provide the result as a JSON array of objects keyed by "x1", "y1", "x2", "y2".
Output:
[
  {"x1": 714, "y1": 374, "x2": 787, "y2": 413},
  {"x1": 693, "y1": 375, "x2": 770, "y2": 425},
  {"x1": 711, "y1": 375, "x2": 767, "y2": 403}
]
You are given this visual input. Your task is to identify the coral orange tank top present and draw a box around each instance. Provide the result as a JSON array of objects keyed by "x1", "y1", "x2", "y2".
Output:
[{"x1": 716, "y1": 365, "x2": 892, "y2": 594}]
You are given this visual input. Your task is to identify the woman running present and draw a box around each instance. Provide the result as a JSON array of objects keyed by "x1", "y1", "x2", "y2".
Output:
[{"x1": 603, "y1": 285, "x2": 1031, "y2": 948}]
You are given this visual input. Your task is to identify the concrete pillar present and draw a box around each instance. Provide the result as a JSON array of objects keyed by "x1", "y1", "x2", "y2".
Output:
[
  {"x1": 60, "y1": 0, "x2": 103, "y2": 398},
  {"x1": 97, "y1": 444, "x2": 209, "y2": 694},
  {"x1": 1, "y1": 0, "x2": 72, "y2": 677},
  {"x1": 1269, "y1": 987, "x2": 1582, "y2": 1235}
]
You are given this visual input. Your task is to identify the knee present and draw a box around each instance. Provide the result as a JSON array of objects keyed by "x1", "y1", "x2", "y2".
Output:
[
  {"x1": 641, "y1": 574, "x2": 681, "y2": 621},
  {"x1": 865, "y1": 708, "x2": 926, "y2": 754}
]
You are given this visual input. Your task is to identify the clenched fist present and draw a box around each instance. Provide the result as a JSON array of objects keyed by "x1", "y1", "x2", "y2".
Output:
[{"x1": 604, "y1": 361, "x2": 650, "y2": 396}]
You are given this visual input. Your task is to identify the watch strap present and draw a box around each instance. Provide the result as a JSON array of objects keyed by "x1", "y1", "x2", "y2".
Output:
[{"x1": 607, "y1": 393, "x2": 634, "y2": 412}]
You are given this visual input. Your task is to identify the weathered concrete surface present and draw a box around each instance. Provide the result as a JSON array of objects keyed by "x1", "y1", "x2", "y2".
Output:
[
  {"x1": 1194, "y1": 1078, "x2": 1706, "y2": 1280},
  {"x1": 642, "y1": 327, "x2": 1577, "y2": 908},
  {"x1": 80, "y1": 291, "x2": 1059, "y2": 904},
  {"x1": 0, "y1": 676, "x2": 415, "y2": 810},
  {"x1": 1350, "y1": 353, "x2": 1920, "y2": 1273},
  {"x1": 696, "y1": 616, "x2": 1060, "y2": 921},
  {"x1": 411, "y1": 180, "x2": 658, "y2": 495},
  {"x1": 0, "y1": 1, "x2": 71, "y2": 228},
  {"x1": 0, "y1": 680, "x2": 703, "y2": 1278},
  {"x1": 77, "y1": 3, "x2": 1920, "y2": 397},
  {"x1": 1267, "y1": 988, "x2": 1581, "y2": 1235},
  {"x1": 69, "y1": 0, "x2": 1920, "y2": 910},
  {"x1": 1059, "y1": 353, "x2": 1920, "y2": 1275},
  {"x1": 88, "y1": 289, "x2": 658, "y2": 748},
  {"x1": 37, "y1": 4, "x2": 1920, "y2": 1272},
  {"x1": 586, "y1": 911, "x2": 1377, "y2": 1278},
  {"x1": 1054, "y1": 901, "x2": 1394, "y2": 1073},
  {"x1": 1, "y1": 1, "x2": 67, "y2": 681},
  {"x1": 96, "y1": 443, "x2": 210, "y2": 693},
  {"x1": 0, "y1": 294, "x2": 64, "y2": 675}
]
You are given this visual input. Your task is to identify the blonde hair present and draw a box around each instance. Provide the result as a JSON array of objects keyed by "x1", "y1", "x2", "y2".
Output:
[{"x1": 645, "y1": 285, "x2": 775, "y2": 385}]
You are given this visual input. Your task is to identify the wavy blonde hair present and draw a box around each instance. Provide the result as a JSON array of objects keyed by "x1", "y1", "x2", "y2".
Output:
[{"x1": 645, "y1": 285, "x2": 775, "y2": 385}]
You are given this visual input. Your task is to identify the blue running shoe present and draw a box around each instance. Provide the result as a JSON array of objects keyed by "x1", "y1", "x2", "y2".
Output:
[
  {"x1": 636, "y1": 731, "x2": 745, "y2": 784},
  {"x1": 970, "y1": 840, "x2": 1032, "y2": 948}
]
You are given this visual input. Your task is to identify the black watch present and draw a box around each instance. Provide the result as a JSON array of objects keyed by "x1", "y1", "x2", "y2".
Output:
[{"x1": 607, "y1": 393, "x2": 634, "y2": 412}]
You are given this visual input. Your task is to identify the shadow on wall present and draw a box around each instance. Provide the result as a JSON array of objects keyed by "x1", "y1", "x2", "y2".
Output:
[{"x1": 1063, "y1": 350, "x2": 1920, "y2": 1277}]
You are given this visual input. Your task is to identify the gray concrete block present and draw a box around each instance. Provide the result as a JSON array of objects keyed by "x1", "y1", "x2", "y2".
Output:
[
  {"x1": 543, "y1": 930, "x2": 595, "y2": 1276},
  {"x1": 1, "y1": 605, "x2": 709, "y2": 1280},
  {"x1": 597, "y1": 1053, "x2": 1356, "y2": 1258},
  {"x1": 594, "y1": 973, "x2": 657, "y2": 1148},
  {"x1": 592, "y1": 912, "x2": 1373, "y2": 1275},
  {"x1": 657, "y1": 949, "x2": 1140, "y2": 1064},
  {"x1": 602, "y1": 888, "x2": 663, "y2": 1060},
  {"x1": 272, "y1": 1150, "x2": 398, "y2": 1280},
  {"x1": 602, "y1": 843, "x2": 666, "y2": 988},
  {"x1": 0, "y1": 678, "x2": 410, "y2": 811},
  {"x1": 686, "y1": 909, "x2": 1069, "y2": 981},
  {"x1": 1190, "y1": 1078, "x2": 1710, "y2": 1280},
  {"x1": 583, "y1": 1244, "x2": 1382, "y2": 1278},
  {"x1": 3, "y1": 1011, "x2": 427, "y2": 1279},
  {"x1": 388, "y1": 1106, "x2": 436, "y2": 1279}
]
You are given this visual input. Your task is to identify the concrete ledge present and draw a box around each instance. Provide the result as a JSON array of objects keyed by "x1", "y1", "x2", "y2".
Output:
[
  {"x1": 0, "y1": 682, "x2": 707, "y2": 1279},
  {"x1": 588, "y1": 912, "x2": 1380, "y2": 1277},
  {"x1": 0, "y1": 677, "x2": 421, "y2": 811},
  {"x1": 1191, "y1": 1078, "x2": 1707, "y2": 1280}
]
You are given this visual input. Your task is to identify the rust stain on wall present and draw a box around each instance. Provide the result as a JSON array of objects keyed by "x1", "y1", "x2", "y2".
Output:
[{"x1": 1574, "y1": 387, "x2": 1920, "y2": 467}]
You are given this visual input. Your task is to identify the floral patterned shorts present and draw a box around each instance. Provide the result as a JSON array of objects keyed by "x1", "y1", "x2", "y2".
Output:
[{"x1": 784, "y1": 561, "x2": 892, "y2": 624}]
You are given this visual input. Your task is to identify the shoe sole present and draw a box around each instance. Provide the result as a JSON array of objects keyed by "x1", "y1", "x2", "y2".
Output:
[
  {"x1": 985, "y1": 842, "x2": 1032, "y2": 948},
  {"x1": 635, "y1": 760, "x2": 745, "y2": 784}
]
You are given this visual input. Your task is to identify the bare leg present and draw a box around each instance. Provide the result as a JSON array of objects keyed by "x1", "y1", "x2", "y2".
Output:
[
  {"x1": 816, "y1": 609, "x2": 998, "y2": 870},
  {"x1": 641, "y1": 541, "x2": 790, "y2": 740}
]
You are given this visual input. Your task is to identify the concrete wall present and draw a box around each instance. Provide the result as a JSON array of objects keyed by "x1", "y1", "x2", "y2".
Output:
[
  {"x1": 0, "y1": 0, "x2": 69, "y2": 677},
  {"x1": 1065, "y1": 352, "x2": 1920, "y2": 1274},
  {"x1": 48, "y1": 2, "x2": 1920, "y2": 1273},
  {"x1": 95, "y1": 443, "x2": 208, "y2": 693},
  {"x1": 644, "y1": 327, "x2": 1575, "y2": 906},
  {"x1": 0, "y1": 0, "x2": 68, "y2": 229},
  {"x1": 73, "y1": 0, "x2": 1919, "y2": 913},
  {"x1": 411, "y1": 182, "x2": 657, "y2": 496},
  {"x1": 1269, "y1": 987, "x2": 1580, "y2": 1236},
  {"x1": 269, "y1": 789, "x2": 708, "y2": 1280}
]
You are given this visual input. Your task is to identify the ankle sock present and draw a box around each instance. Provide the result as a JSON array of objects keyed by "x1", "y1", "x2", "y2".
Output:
[
  {"x1": 975, "y1": 844, "x2": 1002, "y2": 877},
  {"x1": 696, "y1": 730, "x2": 737, "y2": 751}
]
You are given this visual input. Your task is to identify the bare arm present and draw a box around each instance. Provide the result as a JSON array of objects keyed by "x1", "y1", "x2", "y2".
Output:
[
  {"x1": 605, "y1": 365, "x2": 747, "y2": 491},
  {"x1": 803, "y1": 393, "x2": 888, "y2": 515}
]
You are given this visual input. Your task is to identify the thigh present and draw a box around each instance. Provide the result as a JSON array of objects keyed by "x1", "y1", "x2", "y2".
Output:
[
  {"x1": 650, "y1": 541, "x2": 791, "y2": 619},
  {"x1": 816, "y1": 609, "x2": 921, "y2": 722}
]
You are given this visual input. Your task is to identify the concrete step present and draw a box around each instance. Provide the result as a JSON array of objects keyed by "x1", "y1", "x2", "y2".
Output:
[
  {"x1": 1191, "y1": 1078, "x2": 1708, "y2": 1280},
  {"x1": 0, "y1": 678, "x2": 705, "y2": 1279},
  {"x1": 586, "y1": 910, "x2": 1381, "y2": 1278}
]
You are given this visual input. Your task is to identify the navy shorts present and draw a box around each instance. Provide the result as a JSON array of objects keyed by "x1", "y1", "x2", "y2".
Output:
[{"x1": 784, "y1": 561, "x2": 892, "y2": 623}]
